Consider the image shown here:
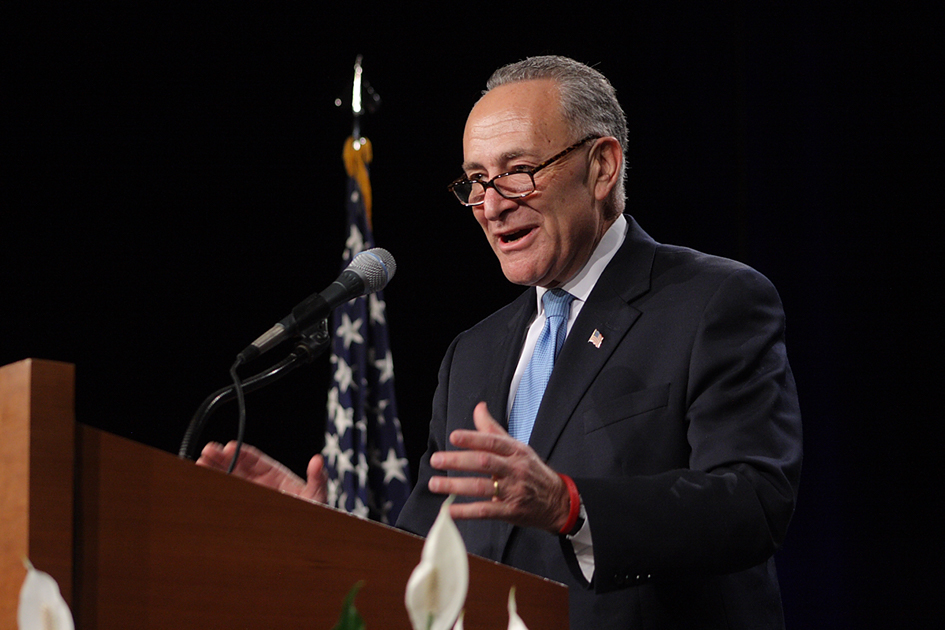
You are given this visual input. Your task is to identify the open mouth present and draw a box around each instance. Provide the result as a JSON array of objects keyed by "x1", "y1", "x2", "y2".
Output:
[{"x1": 499, "y1": 228, "x2": 533, "y2": 244}]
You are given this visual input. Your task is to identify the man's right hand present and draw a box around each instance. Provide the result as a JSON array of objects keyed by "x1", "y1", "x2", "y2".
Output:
[{"x1": 197, "y1": 441, "x2": 328, "y2": 504}]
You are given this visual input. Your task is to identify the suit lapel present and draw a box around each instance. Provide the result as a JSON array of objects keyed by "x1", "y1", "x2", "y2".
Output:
[
  {"x1": 527, "y1": 217, "x2": 657, "y2": 464},
  {"x1": 484, "y1": 289, "x2": 536, "y2": 430}
]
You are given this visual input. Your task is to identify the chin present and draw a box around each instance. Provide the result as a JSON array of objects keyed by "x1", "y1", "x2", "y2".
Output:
[
  {"x1": 495, "y1": 248, "x2": 559, "y2": 286},
  {"x1": 499, "y1": 264, "x2": 548, "y2": 287}
]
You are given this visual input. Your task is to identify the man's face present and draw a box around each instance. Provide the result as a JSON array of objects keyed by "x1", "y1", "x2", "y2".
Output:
[{"x1": 462, "y1": 79, "x2": 609, "y2": 288}]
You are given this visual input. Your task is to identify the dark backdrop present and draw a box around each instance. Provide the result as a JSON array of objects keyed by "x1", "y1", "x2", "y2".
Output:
[{"x1": 3, "y1": 4, "x2": 939, "y2": 628}]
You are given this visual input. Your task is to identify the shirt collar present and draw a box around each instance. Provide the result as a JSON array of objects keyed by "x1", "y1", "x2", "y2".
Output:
[{"x1": 535, "y1": 214, "x2": 628, "y2": 313}]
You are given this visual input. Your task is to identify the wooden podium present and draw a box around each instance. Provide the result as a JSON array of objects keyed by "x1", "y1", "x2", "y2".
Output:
[{"x1": 1, "y1": 359, "x2": 568, "y2": 629}]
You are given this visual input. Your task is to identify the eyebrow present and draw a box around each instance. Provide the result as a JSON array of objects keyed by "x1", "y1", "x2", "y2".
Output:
[{"x1": 461, "y1": 148, "x2": 534, "y2": 174}]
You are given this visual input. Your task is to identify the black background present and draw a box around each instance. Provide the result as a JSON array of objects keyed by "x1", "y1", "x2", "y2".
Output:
[{"x1": 3, "y1": 4, "x2": 940, "y2": 628}]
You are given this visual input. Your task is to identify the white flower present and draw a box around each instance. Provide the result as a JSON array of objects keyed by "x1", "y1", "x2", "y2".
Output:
[
  {"x1": 18, "y1": 560, "x2": 74, "y2": 630},
  {"x1": 507, "y1": 587, "x2": 529, "y2": 630},
  {"x1": 405, "y1": 495, "x2": 469, "y2": 630}
]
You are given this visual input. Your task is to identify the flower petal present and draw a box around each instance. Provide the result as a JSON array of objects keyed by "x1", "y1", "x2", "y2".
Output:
[
  {"x1": 507, "y1": 587, "x2": 529, "y2": 630},
  {"x1": 405, "y1": 496, "x2": 469, "y2": 630},
  {"x1": 18, "y1": 563, "x2": 74, "y2": 630}
]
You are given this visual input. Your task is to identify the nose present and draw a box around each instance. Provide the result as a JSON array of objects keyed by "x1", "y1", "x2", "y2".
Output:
[{"x1": 479, "y1": 187, "x2": 518, "y2": 221}]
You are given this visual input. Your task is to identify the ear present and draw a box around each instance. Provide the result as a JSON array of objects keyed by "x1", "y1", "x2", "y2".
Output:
[{"x1": 589, "y1": 137, "x2": 622, "y2": 203}]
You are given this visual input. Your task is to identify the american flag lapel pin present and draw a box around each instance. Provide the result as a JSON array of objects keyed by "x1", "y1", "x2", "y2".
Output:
[{"x1": 588, "y1": 329, "x2": 604, "y2": 349}]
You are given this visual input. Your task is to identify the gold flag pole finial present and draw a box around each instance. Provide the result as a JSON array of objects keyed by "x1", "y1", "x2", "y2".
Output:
[
  {"x1": 342, "y1": 55, "x2": 380, "y2": 225},
  {"x1": 351, "y1": 54, "x2": 365, "y2": 141}
]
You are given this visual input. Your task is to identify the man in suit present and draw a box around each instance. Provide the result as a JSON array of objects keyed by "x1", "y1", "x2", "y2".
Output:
[
  {"x1": 200, "y1": 56, "x2": 802, "y2": 629},
  {"x1": 396, "y1": 55, "x2": 802, "y2": 629}
]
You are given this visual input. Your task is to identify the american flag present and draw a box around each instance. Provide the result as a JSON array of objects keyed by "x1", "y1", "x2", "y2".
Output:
[{"x1": 322, "y1": 136, "x2": 411, "y2": 524}]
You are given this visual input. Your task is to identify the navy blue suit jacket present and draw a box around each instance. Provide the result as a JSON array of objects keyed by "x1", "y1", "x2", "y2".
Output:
[{"x1": 397, "y1": 216, "x2": 802, "y2": 630}]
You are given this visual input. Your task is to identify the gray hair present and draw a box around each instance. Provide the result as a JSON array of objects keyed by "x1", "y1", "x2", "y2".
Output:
[{"x1": 485, "y1": 55, "x2": 628, "y2": 218}]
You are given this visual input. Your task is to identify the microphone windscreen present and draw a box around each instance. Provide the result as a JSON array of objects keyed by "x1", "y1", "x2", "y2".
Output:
[{"x1": 349, "y1": 247, "x2": 396, "y2": 293}]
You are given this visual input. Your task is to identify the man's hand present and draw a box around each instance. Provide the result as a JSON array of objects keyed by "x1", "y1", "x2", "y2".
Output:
[
  {"x1": 427, "y1": 402, "x2": 571, "y2": 533},
  {"x1": 197, "y1": 441, "x2": 328, "y2": 504}
]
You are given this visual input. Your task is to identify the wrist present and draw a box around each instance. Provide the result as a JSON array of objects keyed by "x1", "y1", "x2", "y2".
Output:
[{"x1": 557, "y1": 473, "x2": 582, "y2": 536}]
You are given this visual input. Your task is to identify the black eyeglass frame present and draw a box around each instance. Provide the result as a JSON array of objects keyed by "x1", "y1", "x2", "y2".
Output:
[{"x1": 447, "y1": 135, "x2": 601, "y2": 206}]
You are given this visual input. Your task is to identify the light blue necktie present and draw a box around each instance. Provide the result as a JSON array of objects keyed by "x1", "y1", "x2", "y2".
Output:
[{"x1": 508, "y1": 289, "x2": 575, "y2": 444}]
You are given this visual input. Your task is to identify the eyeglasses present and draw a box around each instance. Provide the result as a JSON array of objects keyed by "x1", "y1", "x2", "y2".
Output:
[{"x1": 448, "y1": 135, "x2": 600, "y2": 206}]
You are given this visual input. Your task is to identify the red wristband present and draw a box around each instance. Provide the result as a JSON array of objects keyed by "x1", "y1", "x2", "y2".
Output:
[{"x1": 557, "y1": 473, "x2": 581, "y2": 535}]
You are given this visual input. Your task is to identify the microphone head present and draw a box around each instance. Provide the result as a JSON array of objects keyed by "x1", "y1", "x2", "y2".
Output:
[{"x1": 348, "y1": 247, "x2": 396, "y2": 293}]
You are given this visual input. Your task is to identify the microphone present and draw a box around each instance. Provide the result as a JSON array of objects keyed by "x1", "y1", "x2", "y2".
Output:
[{"x1": 237, "y1": 247, "x2": 396, "y2": 363}]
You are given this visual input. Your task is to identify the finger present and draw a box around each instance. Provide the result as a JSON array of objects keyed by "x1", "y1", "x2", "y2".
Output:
[
  {"x1": 428, "y1": 474, "x2": 497, "y2": 499},
  {"x1": 429, "y1": 449, "x2": 510, "y2": 477},
  {"x1": 473, "y1": 401, "x2": 508, "y2": 436},
  {"x1": 196, "y1": 442, "x2": 229, "y2": 469},
  {"x1": 228, "y1": 441, "x2": 276, "y2": 470},
  {"x1": 306, "y1": 454, "x2": 328, "y2": 504},
  {"x1": 220, "y1": 440, "x2": 258, "y2": 458},
  {"x1": 197, "y1": 441, "x2": 223, "y2": 458},
  {"x1": 448, "y1": 430, "x2": 520, "y2": 458},
  {"x1": 449, "y1": 500, "x2": 511, "y2": 521},
  {"x1": 447, "y1": 402, "x2": 516, "y2": 453}
]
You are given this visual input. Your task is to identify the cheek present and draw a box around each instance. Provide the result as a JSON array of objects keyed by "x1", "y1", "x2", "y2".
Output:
[
  {"x1": 561, "y1": 204, "x2": 601, "y2": 243},
  {"x1": 472, "y1": 209, "x2": 489, "y2": 233}
]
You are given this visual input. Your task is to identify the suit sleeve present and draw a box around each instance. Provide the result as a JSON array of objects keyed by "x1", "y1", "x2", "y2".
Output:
[
  {"x1": 395, "y1": 336, "x2": 457, "y2": 537},
  {"x1": 578, "y1": 267, "x2": 803, "y2": 593}
]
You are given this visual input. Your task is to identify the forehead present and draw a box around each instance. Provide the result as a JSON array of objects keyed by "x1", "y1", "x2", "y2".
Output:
[{"x1": 462, "y1": 79, "x2": 570, "y2": 171}]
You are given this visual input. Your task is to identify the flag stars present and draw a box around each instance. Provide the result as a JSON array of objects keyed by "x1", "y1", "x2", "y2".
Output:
[
  {"x1": 369, "y1": 294, "x2": 386, "y2": 325},
  {"x1": 323, "y1": 432, "x2": 342, "y2": 468},
  {"x1": 326, "y1": 478, "x2": 341, "y2": 507},
  {"x1": 327, "y1": 387, "x2": 340, "y2": 418},
  {"x1": 356, "y1": 452, "x2": 369, "y2": 488},
  {"x1": 333, "y1": 404, "x2": 355, "y2": 438},
  {"x1": 381, "y1": 448, "x2": 409, "y2": 484},
  {"x1": 336, "y1": 313, "x2": 364, "y2": 349},
  {"x1": 375, "y1": 350, "x2": 395, "y2": 384},
  {"x1": 372, "y1": 399, "x2": 390, "y2": 427},
  {"x1": 378, "y1": 500, "x2": 394, "y2": 524},
  {"x1": 345, "y1": 225, "x2": 364, "y2": 257},
  {"x1": 368, "y1": 445, "x2": 383, "y2": 468},
  {"x1": 333, "y1": 357, "x2": 355, "y2": 393},
  {"x1": 351, "y1": 496, "x2": 369, "y2": 519},
  {"x1": 335, "y1": 447, "x2": 356, "y2": 478}
]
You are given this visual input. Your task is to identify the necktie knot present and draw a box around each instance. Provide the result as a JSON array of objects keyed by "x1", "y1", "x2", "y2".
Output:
[{"x1": 542, "y1": 289, "x2": 574, "y2": 322}]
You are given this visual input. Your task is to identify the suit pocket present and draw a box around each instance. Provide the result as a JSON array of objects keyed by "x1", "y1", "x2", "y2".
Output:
[{"x1": 582, "y1": 383, "x2": 671, "y2": 433}]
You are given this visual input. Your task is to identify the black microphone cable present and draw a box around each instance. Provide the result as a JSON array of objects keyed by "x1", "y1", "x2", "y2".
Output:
[
  {"x1": 225, "y1": 355, "x2": 248, "y2": 475},
  {"x1": 178, "y1": 319, "x2": 331, "y2": 462}
]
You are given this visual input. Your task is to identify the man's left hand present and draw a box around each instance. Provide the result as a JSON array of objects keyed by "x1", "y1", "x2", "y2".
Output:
[{"x1": 428, "y1": 402, "x2": 571, "y2": 533}]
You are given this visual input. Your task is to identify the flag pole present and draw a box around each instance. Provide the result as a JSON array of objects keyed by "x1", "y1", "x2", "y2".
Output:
[
  {"x1": 343, "y1": 55, "x2": 380, "y2": 228},
  {"x1": 351, "y1": 55, "x2": 364, "y2": 142},
  {"x1": 326, "y1": 57, "x2": 412, "y2": 524},
  {"x1": 348, "y1": 54, "x2": 381, "y2": 143}
]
